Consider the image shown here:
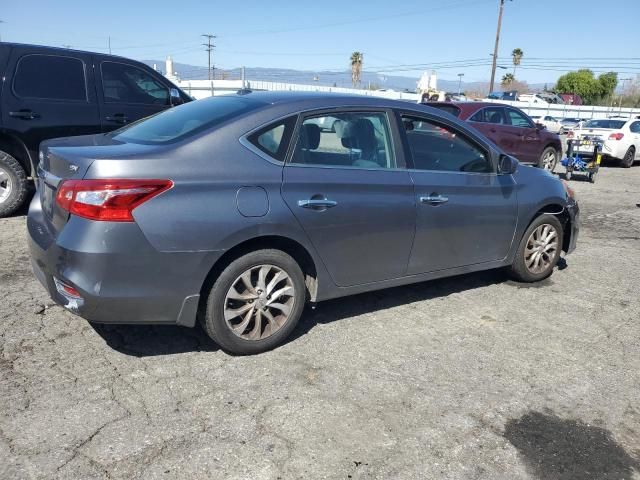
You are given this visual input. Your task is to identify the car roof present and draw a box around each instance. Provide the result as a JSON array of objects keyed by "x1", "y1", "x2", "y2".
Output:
[
  {"x1": 236, "y1": 90, "x2": 416, "y2": 107},
  {"x1": 2, "y1": 42, "x2": 149, "y2": 63}
]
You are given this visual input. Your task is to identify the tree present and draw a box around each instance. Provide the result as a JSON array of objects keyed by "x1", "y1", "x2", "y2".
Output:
[
  {"x1": 512, "y1": 48, "x2": 523, "y2": 76},
  {"x1": 555, "y1": 69, "x2": 618, "y2": 104},
  {"x1": 350, "y1": 52, "x2": 363, "y2": 88},
  {"x1": 501, "y1": 73, "x2": 515, "y2": 86}
]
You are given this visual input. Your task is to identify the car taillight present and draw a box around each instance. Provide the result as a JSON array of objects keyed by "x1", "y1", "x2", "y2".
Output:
[
  {"x1": 567, "y1": 130, "x2": 574, "y2": 139},
  {"x1": 608, "y1": 133, "x2": 624, "y2": 140},
  {"x1": 56, "y1": 179, "x2": 173, "y2": 222}
]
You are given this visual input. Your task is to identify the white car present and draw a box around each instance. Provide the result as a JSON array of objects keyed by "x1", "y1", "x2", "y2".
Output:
[
  {"x1": 568, "y1": 116, "x2": 640, "y2": 168},
  {"x1": 530, "y1": 115, "x2": 565, "y2": 134}
]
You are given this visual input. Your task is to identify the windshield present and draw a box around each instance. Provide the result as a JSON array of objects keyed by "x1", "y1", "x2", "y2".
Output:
[
  {"x1": 111, "y1": 96, "x2": 265, "y2": 144},
  {"x1": 582, "y1": 119, "x2": 626, "y2": 129}
]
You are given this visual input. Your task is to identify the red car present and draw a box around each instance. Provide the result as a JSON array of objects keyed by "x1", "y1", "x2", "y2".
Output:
[{"x1": 426, "y1": 102, "x2": 562, "y2": 170}]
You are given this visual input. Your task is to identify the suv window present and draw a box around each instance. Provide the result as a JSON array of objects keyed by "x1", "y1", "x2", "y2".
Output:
[
  {"x1": 402, "y1": 116, "x2": 491, "y2": 173},
  {"x1": 101, "y1": 62, "x2": 169, "y2": 105},
  {"x1": 247, "y1": 116, "x2": 297, "y2": 162},
  {"x1": 13, "y1": 54, "x2": 86, "y2": 101},
  {"x1": 290, "y1": 112, "x2": 396, "y2": 169},
  {"x1": 470, "y1": 107, "x2": 506, "y2": 124},
  {"x1": 507, "y1": 109, "x2": 533, "y2": 128}
]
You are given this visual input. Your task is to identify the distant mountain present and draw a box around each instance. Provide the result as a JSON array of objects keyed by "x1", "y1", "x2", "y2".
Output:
[{"x1": 143, "y1": 60, "x2": 546, "y2": 93}]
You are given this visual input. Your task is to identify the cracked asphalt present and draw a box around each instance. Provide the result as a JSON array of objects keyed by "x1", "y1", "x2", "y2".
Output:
[{"x1": 1, "y1": 162, "x2": 639, "y2": 479}]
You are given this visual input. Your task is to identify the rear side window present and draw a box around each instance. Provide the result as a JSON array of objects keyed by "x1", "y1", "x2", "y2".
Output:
[
  {"x1": 470, "y1": 107, "x2": 506, "y2": 124},
  {"x1": 101, "y1": 62, "x2": 169, "y2": 105},
  {"x1": 247, "y1": 116, "x2": 297, "y2": 162},
  {"x1": 111, "y1": 96, "x2": 263, "y2": 145},
  {"x1": 13, "y1": 54, "x2": 86, "y2": 101}
]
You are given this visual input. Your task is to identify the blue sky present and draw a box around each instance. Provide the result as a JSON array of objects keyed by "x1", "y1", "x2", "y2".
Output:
[{"x1": 2, "y1": 0, "x2": 639, "y2": 85}]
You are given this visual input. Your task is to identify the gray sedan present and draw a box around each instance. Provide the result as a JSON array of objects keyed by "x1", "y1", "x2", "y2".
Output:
[{"x1": 28, "y1": 92, "x2": 579, "y2": 354}]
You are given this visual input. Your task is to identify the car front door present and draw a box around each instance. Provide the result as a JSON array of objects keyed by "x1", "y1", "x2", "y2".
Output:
[
  {"x1": 629, "y1": 121, "x2": 640, "y2": 159},
  {"x1": 505, "y1": 108, "x2": 541, "y2": 163},
  {"x1": 94, "y1": 58, "x2": 172, "y2": 132},
  {"x1": 1, "y1": 46, "x2": 100, "y2": 168},
  {"x1": 281, "y1": 109, "x2": 415, "y2": 287},
  {"x1": 399, "y1": 113, "x2": 518, "y2": 274}
]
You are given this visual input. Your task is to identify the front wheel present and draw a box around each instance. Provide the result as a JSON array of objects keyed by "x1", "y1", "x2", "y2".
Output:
[
  {"x1": 509, "y1": 214, "x2": 564, "y2": 283},
  {"x1": 202, "y1": 249, "x2": 306, "y2": 355},
  {"x1": 538, "y1": 147, "x2": 558, "y2": 172}
]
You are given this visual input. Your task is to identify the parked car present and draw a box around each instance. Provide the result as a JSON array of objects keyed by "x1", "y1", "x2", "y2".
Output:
[
  {"x1": 559, "y1": 93, "x2": 583, "y2": 105},
  {"x1": 0, "y1": 43, "x2": 192, "y2": 217},
  {"x1": 568, "y1": 116, "x2": 640, "y2": 167},
  {"x1": 530, "y1": 115, "x2": 565, "y2": 134},
  {"x1": 561, "y1": 117, "x2": 585, "y2": 131},
  {"x1": 28, "y1": 92, "x2": 579, "y2": 355},
  {"x1": 487, "y1": 90, "x2": 519, "y2": 101},
  {"x1": 427, "y1": 102, "x2": 563, "y2": 170}
]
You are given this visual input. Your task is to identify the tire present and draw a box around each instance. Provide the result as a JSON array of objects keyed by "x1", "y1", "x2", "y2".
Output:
[
  {"x1": 621, "y1": 147, "x2": 635, "y2": 168},
  {"x1": 509, "y1": 214, "x2": 564, "y2": 283},
  {"x1": 0, "y1": 150, "x2": 29, "y2": 218},
  {"x1": 201, "y1": 249, "x2": 306, "y2": 355},
  {"x1": 538, "y1": 146, "x2": 558, "y2": 172}
]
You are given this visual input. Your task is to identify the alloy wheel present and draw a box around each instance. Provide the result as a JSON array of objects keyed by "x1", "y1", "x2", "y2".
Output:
[
  {"x1": 525, "y1": 224, "x2": 559, "y2": 274},
  {"x1": 223, "y1": 264, "x2": 295, "y2": 341},
  {"x1": 0, "y1": 167, "x2": 13, "y2": 204},
  {"x1": 541, "y1": 150, "x2": 557, "y2": 171}
]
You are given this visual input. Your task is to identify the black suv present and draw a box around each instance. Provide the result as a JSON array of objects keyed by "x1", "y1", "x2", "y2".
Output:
[{"x1": 0, "y1": 43, "x2": 191, "y2": 216}]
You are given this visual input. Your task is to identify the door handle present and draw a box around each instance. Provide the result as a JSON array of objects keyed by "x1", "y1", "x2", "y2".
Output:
[
  {"x1": 420, "y1": 195, "x2": 449, "y2": 205},
  {"x1": 297, "y1": 199, "x2": 338, "y2": 210},
  {"x1": 105, "y1": 114, "x2": 129, "y2": 124},
  {"x1": 9, "y1": 110, "x2": 41, "y2": 120}
]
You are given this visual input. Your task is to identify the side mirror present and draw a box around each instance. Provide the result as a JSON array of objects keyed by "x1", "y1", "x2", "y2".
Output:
[
  {"x1": 535, "y1": 122, "x2": 545, "y2": 130},
  {"x1": 169, "y1": 88, "x2": 184, "y2": 106},
  {"x1": 498, "y1": 154, "x2": 518, "y2": 175}
]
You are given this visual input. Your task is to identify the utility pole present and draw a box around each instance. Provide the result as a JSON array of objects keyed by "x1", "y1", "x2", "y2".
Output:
[
  {"x1": 489, "y1": 0, "x2": 510, "y2": 93},
  {"x1": 202, "y1": 34, "x2": 216, "y2": 80},
  {"x1": 457, "y1": 73, "x2": 464, "y2": 95},
  {"x1": 108, "y1": 36, "x2": 111, "y2": 54},
  {"x1": 0, "y1": 20, "x2": 5, "y2": 42},
  {"x1": 619, "y1": 77, "x2": 632, "y2": 113}
]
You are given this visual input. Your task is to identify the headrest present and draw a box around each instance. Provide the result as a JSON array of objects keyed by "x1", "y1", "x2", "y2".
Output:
[
  {"x1": 339, "y1": 118, "x2": 376, "y2": 150},
  {"x1": 300, "y1": 123, "x2": 320, "y2": 150}
]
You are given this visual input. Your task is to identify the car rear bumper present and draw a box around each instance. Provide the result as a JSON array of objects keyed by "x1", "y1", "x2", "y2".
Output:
[
  {"x1": 565, "y1": 198, "x2": 579, "y2": 254},
  {"x1": 27, "y1": 194, "x2": 220, "y2": 327}
]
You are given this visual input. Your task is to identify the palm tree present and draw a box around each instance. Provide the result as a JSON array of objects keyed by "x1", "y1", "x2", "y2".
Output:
[
  {"x1": 512, "y1": 48, "x2": 523, "y2": 76},
  {"x1": 350, "y1": 52, "x2": 363, "y2": 88},
  {"x1": 501, "y1": 73, "x2": 515, "y2": 87}
]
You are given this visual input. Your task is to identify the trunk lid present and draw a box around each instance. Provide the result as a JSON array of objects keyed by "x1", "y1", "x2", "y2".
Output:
[{"x1": 38, "y1": 134, "x2": 161, "y2": 232}]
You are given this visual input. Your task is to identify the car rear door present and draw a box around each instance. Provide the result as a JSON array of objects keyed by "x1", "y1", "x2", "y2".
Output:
[
  {"x1": 281, "y1": 109, "x2": 415, "y2": 287},
  {"x1": 94, "y1": 57, "x2": 172, "y2": 132},
  {"x1": 467, "y1": 106, "x2": 515, "y2": 154},
  {"x1": 1, "y1": 46, "x2": 100, "y2": 168},
  {"x1": 399, "y1": 112, "x2": 518, "y2": 273}
]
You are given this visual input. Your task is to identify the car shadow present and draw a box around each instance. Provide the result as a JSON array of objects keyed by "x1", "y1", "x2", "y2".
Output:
[
  {"x1": 288, "y1": 268, "x2": 509, "y2": 344},
  {"x1": 92, "y1": 262, "x2": 570, "y2": 357}
]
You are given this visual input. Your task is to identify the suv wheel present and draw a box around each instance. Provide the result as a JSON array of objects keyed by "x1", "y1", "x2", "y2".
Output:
[
  {"x1": 622, "y1": 147, "x2": 635, "y2": 168},
  {"x1": 202, "y1": 249, "x2": 306, "y2": 355},
  {"x1": 509, "y1": 214, "x2": 564, "y2": 283},
  {"x1": 0, "y1": 150, "x2": 28, "y2": 217},
  {"x1": 538, "y1": 147, "x2": 558, "y2": 172}
]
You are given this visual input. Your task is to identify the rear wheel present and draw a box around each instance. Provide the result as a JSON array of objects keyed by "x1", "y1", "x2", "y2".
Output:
[
  {"x1": 510, "y1": 214, "x2": 563, "y2": 283},
  {"x1": 538, "y1": 147, "x2": 558, "y2": 172},
  {"x1": 202, "y1": 249, "x2": 306, "y2": 355},
  {"x1": 0, "y1": 150, "x2": 29, "y2": 218},
  {"x1": 621, "y1": 147, "x2": 635, "y2": 168}
]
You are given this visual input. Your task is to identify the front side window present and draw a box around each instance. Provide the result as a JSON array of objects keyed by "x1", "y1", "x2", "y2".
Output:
[
  {"x1": 290, "y1": 112, "x2": 396, "y2": 169},
  {"x1": 247, "y1": 116, "x2": 296, "y2": 162},
  {"x1": 507, "y1": 109, "x2": 533, "y2": 128},
  {"x1": 470, "y1": 107, "x2": 507, "y2": 125},
  {"x1": 402, "y1": 115, "x2": 491, "y2": 173},
  {"x1": 13, "y1": 54, "x2": 86, "y2": 101},
  {"x1": 101, "y1": 62, "x2": 169, "y2": 105}
]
